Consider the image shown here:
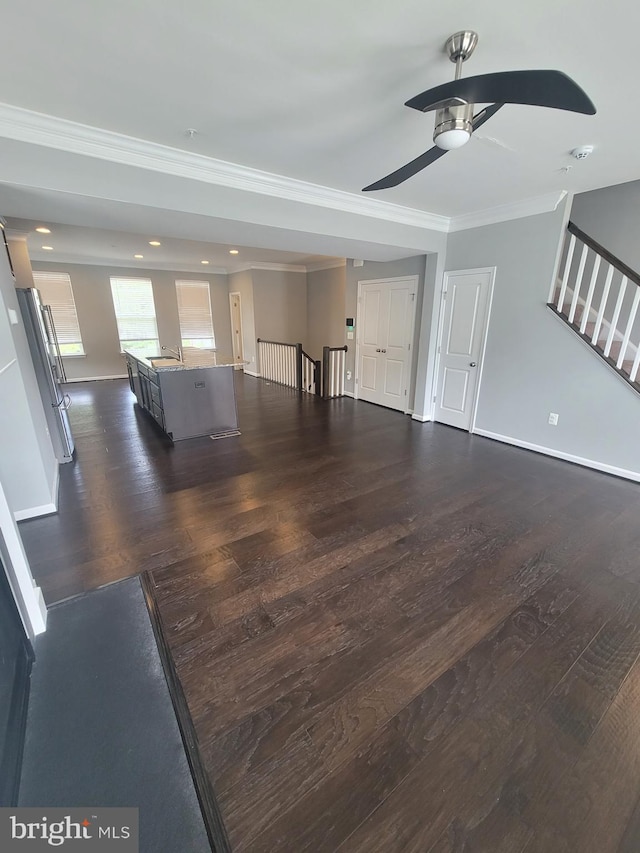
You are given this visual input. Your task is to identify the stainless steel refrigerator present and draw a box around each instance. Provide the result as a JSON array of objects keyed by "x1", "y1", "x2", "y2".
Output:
[{"x1": 17, "y1": 287, "x2": 75, "y2": 463}]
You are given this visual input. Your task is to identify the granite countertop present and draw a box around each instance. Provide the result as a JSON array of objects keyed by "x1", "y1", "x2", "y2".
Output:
[{"x1": 125, "y1": 347, "x2": 245, "y2": 371}]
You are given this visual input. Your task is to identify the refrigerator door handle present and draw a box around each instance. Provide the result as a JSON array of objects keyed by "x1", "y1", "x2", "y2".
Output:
[
  {"x1": 53, "y1": 394, "x2": 72, "y2": 411},
  {"x1": 42, "y1": 304, "x2": 67, "y2": 384}
]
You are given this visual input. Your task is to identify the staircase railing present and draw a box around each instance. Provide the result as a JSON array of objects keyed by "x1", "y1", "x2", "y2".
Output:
[
  {"x1": 548, "y1": 221, "x2": 640, "y2": 391},
  {"x1": 257, "y1": 339, "x2": 321, "y2": 394},
  {"x1": 322, "y1": 345, "x2": 348, "y2": 398}
]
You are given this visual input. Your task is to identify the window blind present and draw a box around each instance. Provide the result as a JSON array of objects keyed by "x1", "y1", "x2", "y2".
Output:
[
  {"x1": 109, "y1": 277, "x2": 159, "y2": 354},
  {"x1": 175, "y1": 280, "x2": 215, "y2": 348},
  {"x1": 32, "y1": 271, "x2": 84, "y2": 356}
]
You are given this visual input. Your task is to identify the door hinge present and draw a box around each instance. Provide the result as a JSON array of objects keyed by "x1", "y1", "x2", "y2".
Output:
[
  {"x1": 407, "y1": 343, "x2": 411, "y2": 351},
  {"x1": 404, "y1": 389, "x2": 407, "y2": 396},
  {"x1": 442, "y1": 291, "x2": 447, "y2": 299},
  {"x1": 437, "y1": 346, "x2": 441, "y2": 354},
  {"x1": 411, "y1": 292, "x2": 416, "y2": 301},
  {"x1": 433, "y1": 395, "x2": 437, "y2": 402}
]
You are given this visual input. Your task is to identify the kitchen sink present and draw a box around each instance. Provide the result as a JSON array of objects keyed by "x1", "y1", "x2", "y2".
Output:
[{"x1": 149, "y1": 356, "x2": 183, "y2": 367}]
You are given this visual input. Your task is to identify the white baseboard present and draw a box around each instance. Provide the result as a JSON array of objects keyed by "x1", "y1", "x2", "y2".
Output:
[
  {"x1": 52, "y1": 461, "x2": 60, "y2": 509},
  {"x1": 411, "y1": 413, "x2": 431, "y2": 422},
  {"x1": 66, "y1": 374, "x2": 128, "y2": 382},
  {"x1": 14, "y1": 461, "x2": 60, "y2": 521},
  {"x1": 473, "y1": 427, "x2": 640, "y2": 483},
  {"x1": 344, "y1": 391, "x2": 355, "y2": 398},
  {"x1": 14, "y1": 501, "x2": 58, "y2": 521},
  {"x1": 33, "y1": 585, "x2": 48, "y2": 633},
  {"x1": 243, "y1": 370, "x2": 261, "y2": 378}
]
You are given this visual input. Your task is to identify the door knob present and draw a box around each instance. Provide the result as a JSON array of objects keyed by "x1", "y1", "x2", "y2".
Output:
[
  {"x1": 381, "y1": 349, "x2": 387, "y2": 353},
  {"x1": 376, "y1": 348, "x2": 381, "y2": 352},
  {"x1": 469, "y1": 362, "x2": 477, "y2": 367}
]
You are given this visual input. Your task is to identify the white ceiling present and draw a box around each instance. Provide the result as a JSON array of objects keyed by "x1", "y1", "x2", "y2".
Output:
[
  {"x1": 0, "y1": 0, "x2": 636, "y2": 219},
  {"x1": 4, "y1": 217, "x2": 341, "y2": 273}
]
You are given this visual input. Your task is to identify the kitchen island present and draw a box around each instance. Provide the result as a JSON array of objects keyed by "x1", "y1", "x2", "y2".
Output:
[{"x1": 124, "y1": 348, "x2": 242, "y2": 441}]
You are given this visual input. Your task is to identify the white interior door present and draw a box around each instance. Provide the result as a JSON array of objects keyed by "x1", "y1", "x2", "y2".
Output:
[
  {"x1": 357, "y1": 278, "x2": 417, "y2": 411},
  {"x1": 229, "y1": 292, "x2": 244, "y2": 370},
  {"x1": 434, "y1": 269, "x2": 494, "y2": 430}
]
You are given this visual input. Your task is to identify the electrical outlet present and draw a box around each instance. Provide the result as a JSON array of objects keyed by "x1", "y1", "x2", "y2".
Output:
[
  {"x1": 548, "y1": 412, "x2": 559, "y2": 426},
  {"x1": 346, "y1": 370, "x2": 352, "y2": 380}
]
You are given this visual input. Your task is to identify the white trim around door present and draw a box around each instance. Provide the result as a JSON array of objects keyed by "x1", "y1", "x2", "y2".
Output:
[
  {"x1": 229, "y1": 291, "x2": 245, "y2": 370},
  {"x1": 432, "y1": 267, "x2": 496, "y2": 431}
]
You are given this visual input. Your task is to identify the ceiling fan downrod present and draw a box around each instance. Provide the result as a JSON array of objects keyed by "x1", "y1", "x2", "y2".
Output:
[{"x1": 433, "y1": 32, "x2": 479, "y2": 150}]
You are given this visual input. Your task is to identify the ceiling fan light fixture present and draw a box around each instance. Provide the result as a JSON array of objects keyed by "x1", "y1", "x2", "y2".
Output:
[
  {"x1": 434, "y1": 126, "x2": 471, "y2": 150},
  {"x1": 433, "y1": 104, "x2": 473, "y2": 149}
]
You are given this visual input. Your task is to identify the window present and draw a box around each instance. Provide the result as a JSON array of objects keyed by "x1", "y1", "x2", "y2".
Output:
[
  {"x1": 109, "y1": 277, "x2": 159, "y2": 355},
  {"x1": 32, "y1": 271, "x2": 84, "y2": 356},
  {"x1": 175, "y1": 280, "x2": 215, "y2": 349}
]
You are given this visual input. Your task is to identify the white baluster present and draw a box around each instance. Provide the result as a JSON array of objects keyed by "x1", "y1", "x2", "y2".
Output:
[
  {"x1": 630, "y1": 341, "x2": 640, "y2": 384},
  {"x1": 617, "y1": 286, "x2": 640, "y2": 369},
  {"x1": 568, "y1": 245, "x2": 589, "y2": 324},
  {"x1": 604, "y1": 276, "x2": 628, "y2": 358},
  {"x1": 592, "y1": 264, "x2": 615, "y2": 345},
  {"x1": 557, "y1": 234, "x2": 576, "y2": 310},
  {"x1": 579, "y1": 254, "x2": 601, "y2": 335}
]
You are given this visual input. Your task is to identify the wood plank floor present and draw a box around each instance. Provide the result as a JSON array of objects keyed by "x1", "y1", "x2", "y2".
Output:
[{"x1": 18, "y1": 375, "x2": 640, "y2": 852}]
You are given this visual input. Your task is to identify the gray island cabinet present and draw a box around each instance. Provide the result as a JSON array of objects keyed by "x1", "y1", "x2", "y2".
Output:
[{"x1": 124, "y1": 348, "x2": 242, "y2": 441}]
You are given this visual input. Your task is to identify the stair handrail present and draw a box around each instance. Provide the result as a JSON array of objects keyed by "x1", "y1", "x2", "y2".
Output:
[
  {"x1": 568, "y1": 221, "x2": 640, "y2": 291},
  {"x1": 549, "y1": 222, "x2": 640, "y2": 391}
]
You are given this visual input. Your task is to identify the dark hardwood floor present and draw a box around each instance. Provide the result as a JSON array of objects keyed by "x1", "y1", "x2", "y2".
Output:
[{"x1": 18, "y1": 374, "x2": 640, "y2": 852}]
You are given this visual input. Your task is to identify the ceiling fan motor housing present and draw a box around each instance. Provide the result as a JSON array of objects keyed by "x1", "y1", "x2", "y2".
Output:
[{"x1": 433, "y1": 103, "x2": 474, "y2": 148}]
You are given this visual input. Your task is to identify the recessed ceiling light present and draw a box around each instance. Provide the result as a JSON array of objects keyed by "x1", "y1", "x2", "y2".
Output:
[
  {"x1": 41, "y1": 245, "x2": 54, "y2": 251},
  {"x1": 229, "y1": 249, "x2": 239, "y2": 255},
  {"x1": 201, "y1": 260, "x2": 210, "y2": 265},
  {"x1": 36, "y1": 227, "x2": 51, "y2": 234},
  {"x1": 149, "y1": 241, "x2": 161, "y2": 247},
  {"x1": 134, "y1": 254, "x2": 144, "y2": 259}
]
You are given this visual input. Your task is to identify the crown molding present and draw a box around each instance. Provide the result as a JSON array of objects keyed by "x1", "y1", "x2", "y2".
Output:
[
  {"x1": 449, "y1": 190, "x2": 568, "y2": 232},
  {"x1": 4, "y1": 229, "x2": 29, "y2": 242},
  {"x1": 0, "y1": 102, "x2": 450, "y2": 233},
  {"x1": 305, "y1": 258, "x2": 347, "y2": 272},
  {"x1": 233, "y1": 262, "x2": 308, "y2": 274},
  {"x1": 31, "y1": 256, "x2": 228, "y2": 275}
]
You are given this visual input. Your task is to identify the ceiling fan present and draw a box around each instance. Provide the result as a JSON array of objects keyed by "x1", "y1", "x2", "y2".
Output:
[{"x1": 363, "y1": 31, "x2": 596, "y2": 192}]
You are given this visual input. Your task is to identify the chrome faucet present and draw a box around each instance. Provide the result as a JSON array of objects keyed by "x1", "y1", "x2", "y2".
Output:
[{"x1": 162, "y1": 344, "x2": 183, "y2": 361}]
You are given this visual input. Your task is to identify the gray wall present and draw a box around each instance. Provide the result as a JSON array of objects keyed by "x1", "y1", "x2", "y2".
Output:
[
  {"x1": 446, "y1": 204, "x2": 640, "y2": 477},
  {"x1": 30, "y1": 262, "x2": 232, "y2": 381},
  {"x1": 0, "y1": 239, "x2": 57, "y2": 516},
  {"x1": 571, "y1": 180, "x2": 640, "y2": 274},
  {"x1": 252, "y1": 269, "x2": 308, "y2": 350},
  {"x1": 345, "y1": 255, "x2": 428, "y2": 405},
  {"x1": 306, "y1": 265, "x2": 347, "y2": 361}
]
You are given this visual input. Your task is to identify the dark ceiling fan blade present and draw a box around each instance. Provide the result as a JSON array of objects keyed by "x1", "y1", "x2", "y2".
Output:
[
  {"x1": 406, "y1": 70, "x2": 596, "y2": 115},
  {"x1": 363, "y1": 103, "x2": 504, "y2": 192},
  {"x1": 362, "y1": 146, "x2": 447, "y2": 191},
  {"x1": 471, "y1": 101, "x2": 504, "y2": 129}
]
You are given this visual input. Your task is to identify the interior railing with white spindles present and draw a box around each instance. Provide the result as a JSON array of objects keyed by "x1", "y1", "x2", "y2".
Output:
[
  {"x1": 322, "y1": 346, "x2": 348, "y2": 399},
  {"x1": 548, "y1": 221, "x2": 640, "y2": 392},
  {"x1": 257, "y1": 339, "x2": 321, "y2": 395}
]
